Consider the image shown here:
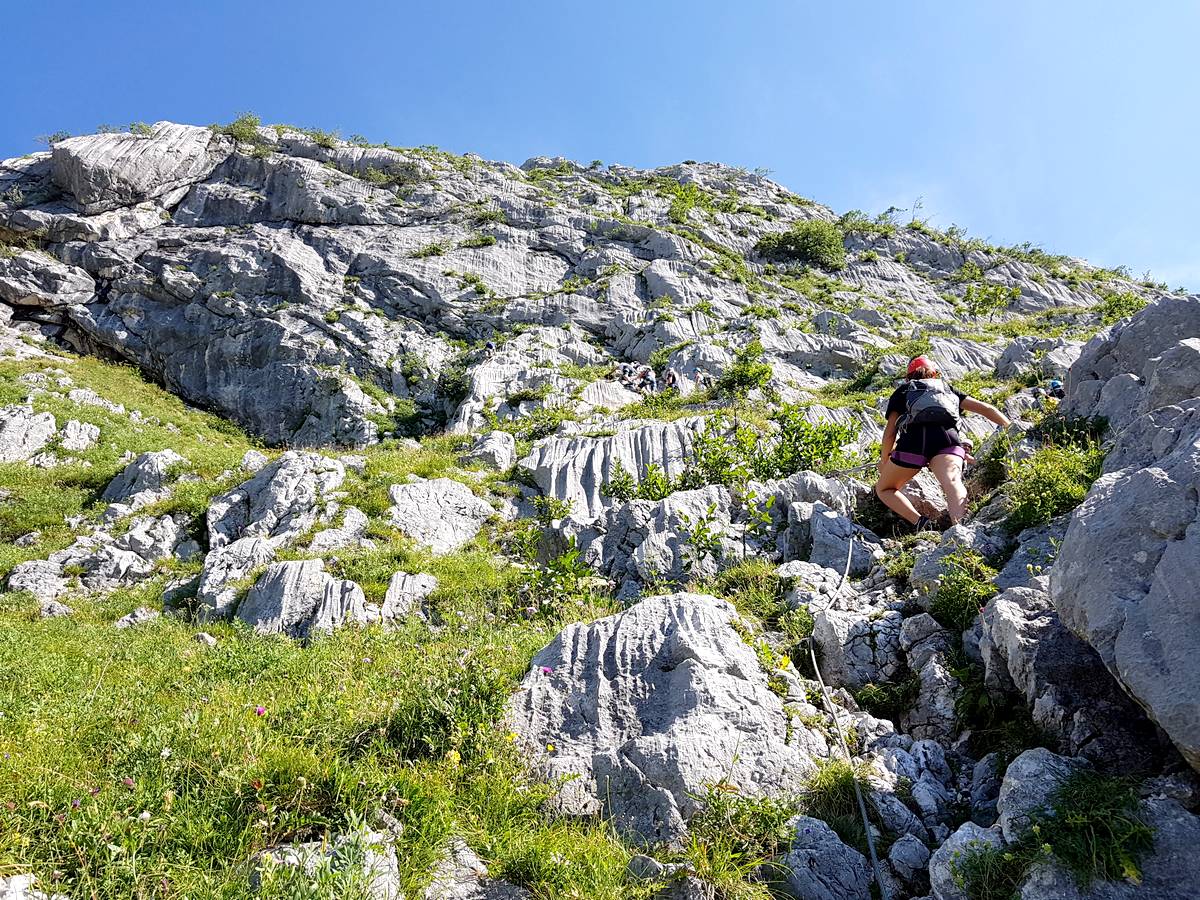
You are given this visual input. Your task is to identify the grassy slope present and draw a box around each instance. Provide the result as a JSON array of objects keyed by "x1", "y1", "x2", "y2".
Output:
[{"x1": 0, "y1": 354, "x2": 648, "y2": 899}]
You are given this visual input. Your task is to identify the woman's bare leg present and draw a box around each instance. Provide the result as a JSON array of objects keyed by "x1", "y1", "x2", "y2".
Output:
[
  {"x1": 929, "y1": 453, "x2": 968, "y2": 524},
  {"x1": 874, "y1": 459, "x2": 922, "y2": 523}
]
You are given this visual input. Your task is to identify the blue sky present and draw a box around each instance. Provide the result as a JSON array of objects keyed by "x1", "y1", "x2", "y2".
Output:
[{"x1": 5, "y1": 1, "x2": 1197, "y2": 288}]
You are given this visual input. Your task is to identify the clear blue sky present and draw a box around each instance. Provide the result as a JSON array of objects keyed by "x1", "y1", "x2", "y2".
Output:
[{"x1": 5, "y1": 1, "x2": 1197, "y2": 289}]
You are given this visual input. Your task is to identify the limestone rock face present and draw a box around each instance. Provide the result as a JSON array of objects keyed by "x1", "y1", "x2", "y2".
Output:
[
  {"x1": 996, "y1": 748, "x2": 1089, "y2": 842},
  {"x1": 382, "y1": 571, "x2": 438, "y2": 622},
  {"x1": 0, "y1": 405, "x2": 56, "y2": 462},
  {"x1": 387, "y1": 477, "x2": 494, "y2": 554},
  {"x1": 505, "y1": 593, "x2": 817, "y2": 846},
  {"x1": 236, "y1": 559, "x2": 369, "y2": 639},
  {"x1": 1050, "y1": 400, "x2": 1200, "y2": 771},
  {"x1": 520, "y1": 419, "x2": 704, "y2": 520},
  {"x1": 52, "y1": 122, "x2": 230, "y2": 214},
  {"x1": 1063, "y1": 295, "x2": 1200, "y2": 432},
  {"x1": 461, "y1": 430, "x2": 516, "y2": 471},
  {"x1": 979, "y1": 586, "x2": 1166, "y2": 773},
  {"x1": 207, "y1": 451, "x2": 344, "y2": 549},
  {"x1": 777, "y1": 816, "x2": 872, "y2": 900},
  {"x1": 0, "y1": 251, "x2": 94, "y2": 308}
]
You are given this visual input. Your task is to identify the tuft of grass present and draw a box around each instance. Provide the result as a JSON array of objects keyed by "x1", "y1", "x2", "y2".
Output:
[
  {"x1": 930, "y1": 549, "x2": 999, "y2": 633},
  {"x1": 952, "y1": 770, "x2": 1154, "y2": 899},
  {"x1": 853, "y1": 675, "x2": 920, "y2": 724}
]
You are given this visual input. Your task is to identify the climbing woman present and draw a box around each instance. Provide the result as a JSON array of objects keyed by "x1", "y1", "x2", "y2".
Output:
[{"x1": 874, "y1": 355, "x2": 1011, "y2": 530}]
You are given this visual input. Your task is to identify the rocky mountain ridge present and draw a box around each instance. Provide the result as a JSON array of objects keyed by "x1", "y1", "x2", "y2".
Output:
[{"x1": 0, "y1": 118, "x2": 1198, "y2": 900}]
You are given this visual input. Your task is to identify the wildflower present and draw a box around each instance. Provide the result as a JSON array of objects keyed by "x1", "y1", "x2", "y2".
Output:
[
  {"x1": 138, "y1": 810, "x2": 151, "y2": 823},
  {"x1": 70, "y1": 799, "x2": 81, "y2": 809},
  {"x1": 546, "y1": 743, "x2": 556, "y2": 752},
  {"x1": 540, "y1": 666, "x2": 554, "y2": 675},
  {"x1": 160, "y1": 747, "x2": 172, "y2": 759},
  {"x1": 254, "y1": 705, "x2": 267, "y2": 716},
  {"x1": 122, "y1": 777, "x2": 135, "y2": 790}
]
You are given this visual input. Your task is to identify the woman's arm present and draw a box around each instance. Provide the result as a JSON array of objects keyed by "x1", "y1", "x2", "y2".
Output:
[
  {"x1": 961, "y1": 396, "x2": 1011, "y2": 428},
  {"x1": 879, "y1": 412, "x2": 899, "y2": 468}
]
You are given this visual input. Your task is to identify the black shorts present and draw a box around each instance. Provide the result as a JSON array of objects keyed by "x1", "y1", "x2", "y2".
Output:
[{"x1": 890, "y1": 425, "x2": 966, "y2": 469}]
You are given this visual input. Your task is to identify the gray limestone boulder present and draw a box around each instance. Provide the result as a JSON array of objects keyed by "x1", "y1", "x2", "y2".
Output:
[
  {"x1": 578, "y1": 484, "x2": 743, "y2": 591},
  {"x1": 996, "y1": 748, "x2": 1089, "y2": 842},
  {"x1": 900, "y1": 613, "x2": 953, "y2": 672},
  {"x1": 886, "y1": 833, "x2": 931, "y2": 894},
  {"x1": 381, "y1": 572, "x2": 438, "y2": 622},
  {"x1": 979, "y1": 586, "x2": 1166, "y2": 773},
  {"x1": 196, "y1": 536, "x2": 276, "y2": 621},
  {"x1": 115, "y1": 606, "x2": 160, "y2": 629},
  {"x1": 101, "y1": 449, "x2": 186, "y2": 512},
  {"x1": 813, "y1": 606, "x2": 904, "y2": 689},
  {"x1": 0, "y1": 405, "x2": 56, "y2": 463},
  {"x1": 236, "y1": 559, "x2": 370, "y2": 639},
  {"x1": 387, "y1": 477, "x2": 494, "y2": 554},
  {"x1": 776, "y1": 816, "x2": 872, "y2": 900},
  {"x1": 1050, "y1": 400, "x2": 1200, "y2": 771},
  {"x1": 460, "y1": 430, "x2": 516, "y2": 471},
  {"x1": 0, "y1": 250, "x2": 94, "y2": 308},
  {"x1": 308, "y1": 506, "x2": 370, "y2": 554},
  {"x1": 59, "y1": 419, "x2": 99, "y2": 451},
  {"x1": 422, "y1": 838, "x2": 530, "y2": 899},
  {"x1": 901, "y1": 651, "x2": 961, "y2": 742},
  {"x1": 505, "y1": 593, "x2": 818, "y2": 846},
  {"x1": 6, "y1": 560, "x2": 70, "y2": 601},
  {"x1": 995, "y1": 517, "x2": 1068, "y2": 590},
  {"x1": 928, "y1": 822, "x2": 1003, "y2": 900},
  {"x1": 785, "y1": 501, "x2": 883, "y2": 577},
  {"x1": 776, "y1": 560, "x2": 857, "y2": 613},
  {"x1": 207, "y1": 451, "x2": 344, "y2": 549},
  {"x1": 52, "y1": 122, "x2": 230, "y2": 214}
]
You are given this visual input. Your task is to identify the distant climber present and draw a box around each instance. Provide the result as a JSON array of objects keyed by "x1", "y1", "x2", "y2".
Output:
[
  {"x1": 663, "y1": 367, "x2": 680, "y2": 392},
  {"x1": 1047, "y1": 378, "x2": 1065, "y2": 399},
  {"x1": 873, "y1": 355, "x2": 1011, "y2": 530}
]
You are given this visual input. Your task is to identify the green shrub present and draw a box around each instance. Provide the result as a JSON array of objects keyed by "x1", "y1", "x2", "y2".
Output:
[
  {"x1": 930, "y1": 550, "x2": 998, "y2": 632},
  {"x1": 755, "y1": 220, "x2": 846, "y2": 271},
  {"x1": 411, "y1": 243, "x2": 446, "y2": 259},
  {"x1": 1004, "y1": 443, "x2": 1104, "y2": 533},
  {"x1": 1048, "y1": 771, "x2": 1154, "y2": 886},
  {"x1": 215, "y1": 112, "x2": 263, "y2": 145},
  {"x1": 964, "y1": 282, "x2": 1020, "y2": 320},
  {"x1": 716, "y1": 340, "x2": 773, "y2": 398},
  {"x1": 1098, "y1": 290, "x2": 1148, "y2": 325},
  {"x1": 459, "y1": 233, "x2": 497, "y2": 249}
]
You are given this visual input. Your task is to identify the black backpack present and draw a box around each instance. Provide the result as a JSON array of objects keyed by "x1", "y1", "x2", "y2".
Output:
[{"x1": 902, "y1": 378, "x2": 960, "y2": 427}]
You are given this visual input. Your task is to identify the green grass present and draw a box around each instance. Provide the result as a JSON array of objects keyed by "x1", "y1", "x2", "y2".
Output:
[
  {"x1": 0, "y1": 353, "x2": 656, "y2": 898},
  {"x1": 1003, "y1": 443, "x2": 1105, "y2": 534},
  {"x1": 0, "y1": 356, "x2": 260, "y2": 578},
  {"x1": 951, "y1": 771, "x2": 1153, "y2": 899},
  {"x1": 929, "y1": 549, "x2": 999, "y2": 633}
]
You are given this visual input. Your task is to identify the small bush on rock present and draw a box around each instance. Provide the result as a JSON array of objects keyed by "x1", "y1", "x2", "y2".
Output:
[
  {"x1": 931, "y1": 549, "x2": 999, "y2": 632},
  {"x1": 755, "y1": 220, "x2": 847, "y2": 271},
  {"x1": 952, "y1": 770, "x2": 1153, "y2": 899},
  {"x1": 1004, "y1": 443, "x2": 1104, "y2": 534}
]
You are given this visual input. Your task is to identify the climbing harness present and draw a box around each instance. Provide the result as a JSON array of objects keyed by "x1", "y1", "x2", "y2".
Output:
[{"x1": 800, "y1": 466, "x2": 892, "y2": 900}]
